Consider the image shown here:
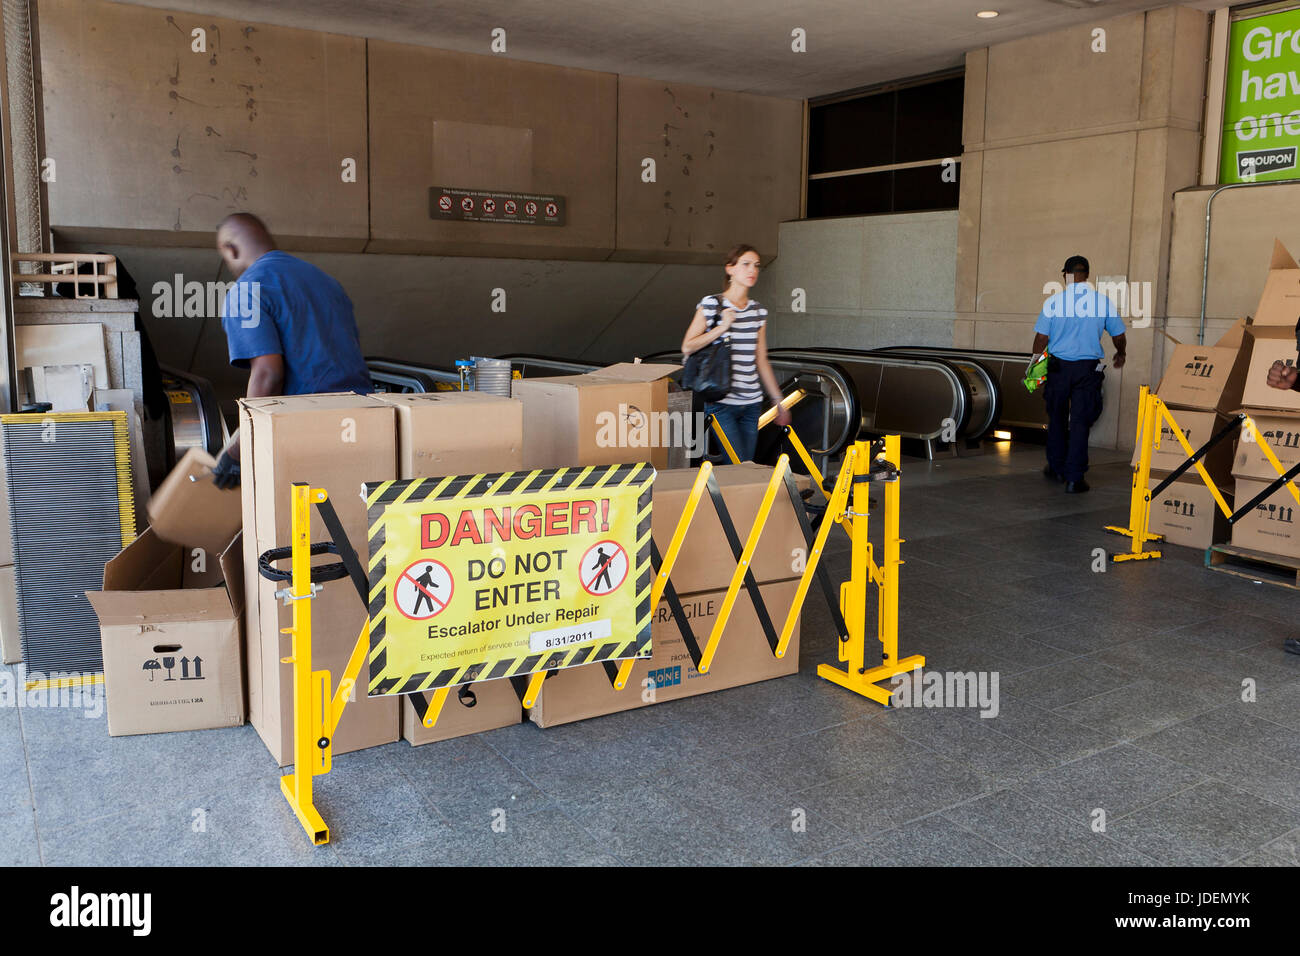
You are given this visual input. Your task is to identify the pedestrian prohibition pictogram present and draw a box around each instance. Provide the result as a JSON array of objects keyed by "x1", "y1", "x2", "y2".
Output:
[
  {"x1": 395, "y1": 559, "x2": 454, "y2": 620},
  {"x1": 580, "y1": 540, "x2": 628, "y2": 596}
]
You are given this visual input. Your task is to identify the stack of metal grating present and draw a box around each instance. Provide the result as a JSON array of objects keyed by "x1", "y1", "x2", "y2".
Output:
[{"x1": 1, "y1": 411, "x2": 135, "y2": 677}]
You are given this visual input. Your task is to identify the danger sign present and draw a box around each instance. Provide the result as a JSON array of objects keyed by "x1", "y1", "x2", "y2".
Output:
[
  {"x1": 394, "y1": 559, "x2": 453, "y2": 620},
  {"x1": 579, "y1": 540, "x2": 628, "y2": 596},
  {"x1": 363, "y1": 464, "x2": 655, "y2": 696},
  {"x1": 429, "y1": 187, "x2": 565, "y2": 226}
]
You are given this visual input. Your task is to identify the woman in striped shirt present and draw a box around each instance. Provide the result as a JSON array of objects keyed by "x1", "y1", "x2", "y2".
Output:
[{"x1": 680, "y1": 243, "x2": 791, "y2": 462}]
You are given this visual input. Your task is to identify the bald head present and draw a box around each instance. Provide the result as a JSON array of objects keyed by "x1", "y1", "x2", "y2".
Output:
[{"x1": 216, "y1": 213, "x2": 275, "y2": 277}]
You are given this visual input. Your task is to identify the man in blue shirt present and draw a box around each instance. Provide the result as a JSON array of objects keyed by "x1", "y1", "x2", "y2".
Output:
[
  {"x1": 211, "y1": 213, "x2": 372, "y2": 488},
  {"x1": 1030, "y1": 255, "x2": 1127, "y2": 493}
]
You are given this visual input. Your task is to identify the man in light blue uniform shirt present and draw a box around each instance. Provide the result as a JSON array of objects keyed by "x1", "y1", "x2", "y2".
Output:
[
  {"x1": 1030, "y1": 255, "x2": 1127, "y2": 493},
  {"x1": 210, "y1": 212, "x2": 372, "y2": 489}
]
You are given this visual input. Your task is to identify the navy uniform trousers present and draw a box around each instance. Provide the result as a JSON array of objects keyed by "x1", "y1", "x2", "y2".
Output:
[{"x1": 1043, "y1": 357, "x2": 1104, "y2": 482}]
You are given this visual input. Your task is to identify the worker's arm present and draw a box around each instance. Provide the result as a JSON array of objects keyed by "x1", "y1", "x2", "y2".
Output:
[
  {"x1": 756, "y1": 324, "x2": 792, "y2": 427},
  {"x1": 223, "y1": 354, "x2": 284, "y2": 464},
  {"x1": 1031, "y1": 332, "x2": 1049, "y2": 356},
  {"x1": 1111, "y1": 332, "x2": 1127, "y2": 369},
  {"x1": 681, "y1": 306, "x2": 733, "y2": 355}
]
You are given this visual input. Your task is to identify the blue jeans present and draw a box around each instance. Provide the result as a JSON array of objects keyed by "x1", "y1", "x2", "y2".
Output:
[
  {"x1": 706, "y1": 401, "x2": 762, "y2": 463},
  {"x1": 1043, "y1": 357, "x2": 1104, "y2": 482}
]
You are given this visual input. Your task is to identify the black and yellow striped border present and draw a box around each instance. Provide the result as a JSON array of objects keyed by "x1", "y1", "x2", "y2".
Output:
[{"x1": 363, "y1": 463, "x2": 655, "y2": 696}]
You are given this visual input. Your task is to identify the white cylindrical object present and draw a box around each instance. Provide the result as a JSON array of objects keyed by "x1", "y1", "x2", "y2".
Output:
[{"x1": 472, "y1": 356, "x2": 512, "y2": 397}]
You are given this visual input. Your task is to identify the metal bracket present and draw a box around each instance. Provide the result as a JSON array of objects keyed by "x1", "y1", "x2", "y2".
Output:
[{"x1": 276, "y1": 583, "x2": 323, "y2": 605}]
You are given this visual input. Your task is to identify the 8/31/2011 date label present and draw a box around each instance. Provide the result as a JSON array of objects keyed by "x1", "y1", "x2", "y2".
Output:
[{"x1": 529, "y1": 619, "x2": 612, "y2": 653}]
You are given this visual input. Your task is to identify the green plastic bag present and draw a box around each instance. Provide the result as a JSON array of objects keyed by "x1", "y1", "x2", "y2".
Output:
[{"x1": 1023, "y1": 352, "x2": 1049, "y2": 394}]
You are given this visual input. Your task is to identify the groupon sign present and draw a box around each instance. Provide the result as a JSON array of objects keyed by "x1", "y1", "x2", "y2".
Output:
[{"x1": 1221, "y1": 8, "x2": 1300, "y2": 183}]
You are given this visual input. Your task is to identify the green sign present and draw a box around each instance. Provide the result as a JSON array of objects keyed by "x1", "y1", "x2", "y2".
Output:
[{"x1": 1221, "y1": 8, "x2": 1300, "y2": 184}]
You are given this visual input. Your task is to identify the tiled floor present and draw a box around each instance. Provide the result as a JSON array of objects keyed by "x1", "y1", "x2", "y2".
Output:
[{"x1": 4, "y1": 441, "x2": 1300, "y2": 866}]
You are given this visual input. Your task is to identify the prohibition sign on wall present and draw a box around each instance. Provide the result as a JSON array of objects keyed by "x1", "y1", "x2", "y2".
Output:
[
  {"x1": 579, "y1": 540, "x2": 628, "y2": 596},
  {"x1": 395, "y1": 559, "x2": 454, "y2": 620}
]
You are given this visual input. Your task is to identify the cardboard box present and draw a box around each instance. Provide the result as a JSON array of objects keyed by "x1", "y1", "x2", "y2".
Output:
[
  {"x1": 1239, "y1": 327, "x2": 1300, "y2": 412},
  {"x1": 86, "y1": 529, "x2": 245, "y2": 736},
  {"x1": 1215, "y1": 318, "x2": 1248, "y2": 350},
  {"x1": 240, "y1": 393, "x2": 400, "y2": 766},
  {"x1": 1146, "y1": 473, "x2": 1230, "y2": 550},
  {"x1": 400, "y1": 679, "x2": 522, "y2": 745},
  {"x1": 1232, "y1": 409, "x2": 1300, "y2": 482},
  {"x1": 511, "y1": 363, "x2": 680, "y2": 470},
  {"x1": 1251, "y1": 240, "x2": 1300, "y2": 328},
  {"x1": 653, "y1": 464, "x2": 807, "y2": 595},
  {"x1": 0, "y1": 565, "x2": 19, "y2": 665},
  {"x1": 528, "y1": 578, "x2": 800, "y2": 728},
  {"x1": 1156, "y1": 344, "x2": 1250, "y2": 413},
  {"x1": 147, "y1": 447, "x2": 242, "y2": 556},
  {"x1": 1131, "y1": 409, "x2": 1234, "y2": 479},
  {"x1": 373, "y1": 391, "x2": 523, "y2": 478},
  {"x1": 1231, "y1": 476, "x2": 1300, "y2": 559}
]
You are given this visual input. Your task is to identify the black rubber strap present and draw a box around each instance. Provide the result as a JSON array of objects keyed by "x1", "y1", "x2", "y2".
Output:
[
  {"x1": 1150, "y1": 415, "x2": 1243, "y2": 499},
  {"x1": 407, "y1": 691, "x2": 429, "y2": 723},
  {"x1": 705, "y1": 472, "x2": 781, "y2": 654},
  {"x1": 257, "y1": 542, "x2": 348, "y2": 584},
  {"x1": 782, "y1": 471, "x2": 849, "y2": 643},
  {"x1": 1229, "y1": 458, "x2": 1300, "y2": 524},
  {"x1": 315, "y1": 497, "x2": 370, "y2": 607}
]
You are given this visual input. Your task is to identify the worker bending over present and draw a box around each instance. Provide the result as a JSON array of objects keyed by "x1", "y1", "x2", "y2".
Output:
[{"x1": 211, "y1": 212, "x2": 372, "y2": 488}]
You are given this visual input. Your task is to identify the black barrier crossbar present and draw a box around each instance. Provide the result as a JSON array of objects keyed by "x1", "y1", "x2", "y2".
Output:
[
  {"x1": 651, "y1": 539, "x2": 704, "y2": 669},
  {"x1": 781, "y1": 471, "x2": 850, "y2": 643},
  {"x1": 1149, "y1": 414, "x2": 1244, "y2": 500},
  {"x1": 704, "y1": 472, "x2": 782, "y2": 654},
  {"x1": 1229, "y1": 458, "x2": 1300, "y2": 524}
]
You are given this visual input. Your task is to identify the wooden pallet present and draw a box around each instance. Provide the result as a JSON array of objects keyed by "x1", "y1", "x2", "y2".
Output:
[
  {"x1": 11, "y1": 252, "x2": 117, "y2": 298},
  {"x1": 1205, "y1": 544, "x2": 1300, "y2": 590}
]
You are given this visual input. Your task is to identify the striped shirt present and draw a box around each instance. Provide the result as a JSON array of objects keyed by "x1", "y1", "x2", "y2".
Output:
[{"x1": 696, "y1": 294, "x2": 766, "y2": 405}]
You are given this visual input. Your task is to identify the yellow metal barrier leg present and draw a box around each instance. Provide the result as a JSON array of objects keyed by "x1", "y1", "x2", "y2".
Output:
[
  {"x1": 279, "y1": 484, "x2": 330, "y2": 845},
  {"x1": 817, "y1": 438, "x2": 924, "y2": 705},
  {"x1": 708, "y1": 415, "x2": 741, "y2": 465},
  {"x1": 1108, "y1": 387, "x2": 1162, "y2": 562}
]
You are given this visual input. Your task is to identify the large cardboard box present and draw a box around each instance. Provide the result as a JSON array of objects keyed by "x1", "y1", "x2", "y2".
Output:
[
  {"x1": 1250, "y1": 240, "x2": 1300, "y2": 328},
  {"x1": 653, "y1": 464, "x2": 807, "y2": 595},
  {"x1": 0, "y1": 565, "x2": 19, "y2": 665},
  {"x1": 86, "y1": 529, "x2": 245, "y2": 736},
  {"x1": 147, "y1": 447, "x2": 242, "y2": 556},
  {"x1": 528, "y1": 578, "x2": 800, "y2": 728},
  {"x1": 511, "y1": 363, "x2": 680, "y2": 470},
  {"x1": 1131, "y1": 409, "x2": 1233, "y2": 479},
  {"x1": 1146, "y1": 473, "x2": 1230, "y2": 550},
  {"x1": 1232, "y1": 409, "x2": 1300, "y2": 482},
  {"x1": 1239, "y1": 327, "x2": 1300, "y2": 412},
  {"x1": 240, "y1": 394, "x2": 400, "y2": 766},
  {"x1": 1156, "y1": 344, "x2": 1250, "y2": 413},
  {"x1": 373, "y1": 391, "x2": 523, "y2": 477},
  {"x1": 400, "y1": 679, "x2": 522, "y2": 745},
  {"x1": 1231, "y1": 477, "x2": 1300, "y2": 559}
]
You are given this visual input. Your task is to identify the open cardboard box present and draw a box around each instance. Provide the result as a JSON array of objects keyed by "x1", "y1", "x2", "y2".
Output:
[
  {"x1": 1231, "y1": 476, "x2": 1300, "y2": 559},
  {"x1": 1146, "y1": 472, "x2": 1229, "y2": 550},
  {"x1": 1233, "y1": 408, "x2": 1300, "y2": 482},
  {"x1": 1239, "y1": 326, "x2": 1300, "y2": 412},
  {"x1": 512, "y1": 362, "x2": 680, "y2": 470},
  {"x1": 147, "y1": 446, "x2": 243, "y2": 557},
  {"x1": 1251, "y1": 240, "x2": 1300, "y2": 328},
  {"x1": 86, "y1": 529, "x2": 245, "y2": 736},
  {"x1": 1155, "y1": 342, "x2": 1250, "y2": 413}
]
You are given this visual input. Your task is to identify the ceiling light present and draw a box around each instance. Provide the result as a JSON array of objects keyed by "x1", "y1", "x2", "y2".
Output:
[{"x1": 976, "y1": 10, "x2": 999, "y2": 17}]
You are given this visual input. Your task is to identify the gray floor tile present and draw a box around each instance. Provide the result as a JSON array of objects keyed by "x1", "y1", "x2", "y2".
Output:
[
  {"x1": 0, "y1": 808, "x2": 40, "y2": 865},
  {"x1": 790, "y1": 750, "x2": 995, "y2": 839},
  {"x1": 1001, "y1": 657, "x2": 1135, "y2": 710},
  {"x1": 968, "y1": 693, "x2": 1118, "y2": 763},
  {"x1": 1133, "y1": 722, "x2": 1300, "y2": 810},
  {"x1": 1054, "y1": 680, "x2": 1219, "y2": 740},
  {"x1": 489, "y1": 807, "x2": 623, "y2": 866},
  {"x1": 941, "y1": 788, "x2": 1160, "y2": 866},
  {"x1": 1106, "y1": 780, "x2": 1300, "y2": 866},
  {"x1": 1160, "y1": 611, "x2": 1288, "y2": 653},
  {"x1": 1227, "y1": 849, "x2": 1297, "y2": 866},
  {"x1": 1014, "y1": 744, "x2": 1205, "y2": 823},
  {"x1": 733, "y1": 719, "x2": 920, "y2": 795},
  {"x1": 881, "y1": 704, "x2": 1057, "y2": 780},
  {"x1": 313, "y1": 760, "x2": 460, "y2": 865},
  {"x1": 1261, "y1": 828, "x2": 1300, "y2": 866},
  {"x1": 386, "y1": 734, "x2": 555, "y2": 825}
]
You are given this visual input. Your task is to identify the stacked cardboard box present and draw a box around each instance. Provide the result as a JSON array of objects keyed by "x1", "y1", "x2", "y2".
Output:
[
  {"x1": 1226, "y1": 243, "x2": 1300, "y2": 558},
  {"x1": 372, "y1": 392, "x2": 528, "y2": 746},
  {"x1": 1145, "y1": 322, "x2": 1249, "y2": 549},
  {"x1": 529, "y1": 463, "x2": 808, "y2": 727}
]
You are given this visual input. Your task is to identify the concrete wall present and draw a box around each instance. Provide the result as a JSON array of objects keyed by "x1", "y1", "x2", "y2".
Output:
[
  {"x1": 957, "y1": 5, "x2": 1209, "y2": 449},
  {"x1": 38, "y1": 0, "x2": 803, "y2": 264},
  {"x1": 763, "y1": 210, "x2": 958, "y2": 350}
]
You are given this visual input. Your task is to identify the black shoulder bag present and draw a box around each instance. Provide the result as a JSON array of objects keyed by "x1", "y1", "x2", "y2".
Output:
[{"x1": 681, "y1": 302, "x2": 733, "y2": 402}]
